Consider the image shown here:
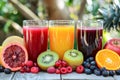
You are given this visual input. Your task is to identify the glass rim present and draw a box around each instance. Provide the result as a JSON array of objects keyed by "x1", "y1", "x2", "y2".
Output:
[
  {"x1": 77, "y1": 20, "x2": 103, "y2": 23},
  {"x1": 23, "y1": 20, "x2": 48, "y2": 27},
  {"x1": 49, "y1": 20, "x2": 75, "y2": 23},
  {"x1": 23, "y1": 20, "x2": 48, "y2": 23}
]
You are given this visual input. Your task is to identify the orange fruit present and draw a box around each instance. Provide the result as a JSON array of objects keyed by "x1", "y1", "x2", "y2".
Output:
[
  {"x1": 0, "y1": 46, "x2": 2, "y2": 65},
  {"x1": 95, "y1": 49, "x2": 120, "y2": 70},
  {"x1": 2, "y1": 36, "x2": 24, "y2": 47},
  {"x1": 0, "y1": 43, "x2": 28, "y2": 71}
]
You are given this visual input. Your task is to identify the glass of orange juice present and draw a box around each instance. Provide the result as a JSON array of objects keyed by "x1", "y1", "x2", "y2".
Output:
[{"x1": 49, "y1": 20, "x2": 75, "y2": 59}]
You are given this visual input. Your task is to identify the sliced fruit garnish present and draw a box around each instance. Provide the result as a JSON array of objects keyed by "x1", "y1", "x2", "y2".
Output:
[
  {"x1": 37, "y1": 51, "x2": 59, "y2": 71},
  {"x1": 63, "y1": 49, "x2": 84, "y2": 69},
  {"x1": 2, "y1": 36, "x2": 24, "y2": 47},
  {"x1": 95, "y1": 49, "x2": 120, "y2": 70},
  {"x1": 0, "y1": 43, "x2": 28, "y2": 71}
]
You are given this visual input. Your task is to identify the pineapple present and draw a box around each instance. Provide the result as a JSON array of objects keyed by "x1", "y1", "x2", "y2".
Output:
[{"x1": 98, "y1": 1, "x2": 120, "y2": 31}]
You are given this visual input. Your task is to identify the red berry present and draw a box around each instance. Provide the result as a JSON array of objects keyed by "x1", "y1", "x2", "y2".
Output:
[
  {"x1": 60, "y1": 67, "x2": 67, "y2": 74},
  {"x1": 26, "y1": 60, "x2": 34, "y2": 68},
  {"x1": 67, "y1": 66, "x2": 72, "y2": 73},
  {"x1": 31, "y1": 67, "x2": 39, "y2": 73},
  {"x1": 56, "y1": 69, "x2": 60, "y2": 74},
  {"x1": 76, "y1": 65, "x2": 84, "y2": 73},
  {"x1": 55, "y1": 60, "x2": 62, "y2": 68},
  {"x1": 47, "y1": 66, "x2": 56, "y2": 74},
  {"x1": 61, "y1": 60, "x2": 68, "y2": 67},
  {"x1": 20, "y1": 68, "x2": 25, "y2": 73},
  {"x1": 26, "y1": 67, "x2": 31, "y2": 73}
]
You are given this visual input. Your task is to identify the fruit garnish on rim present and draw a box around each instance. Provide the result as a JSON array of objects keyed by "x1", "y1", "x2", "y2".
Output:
[
  {"x1": 104, "y1": 38, "x2": 120, "y2": 56},
  {"x1": 95, "y1": 49, "x2": 120, "y2": 70}
]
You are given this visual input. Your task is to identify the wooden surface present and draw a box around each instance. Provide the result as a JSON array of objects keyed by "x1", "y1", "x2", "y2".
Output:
[
  {"x1": 0, "y1": 72, "x2": 14, "y2": 80},
  {"x1": 0, "y1": 72, "x2": 119, "y2": 80},
  {"x1": 61, "y1": 72, "x2": 114, "y2": 80},
  {"x1": 12, "y1": 72, "x2": 61, "y2": 80}
]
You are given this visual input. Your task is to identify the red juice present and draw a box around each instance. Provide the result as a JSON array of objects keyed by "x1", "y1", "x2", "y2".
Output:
[
  {"x1": 77, "y1": 28, "x2": 103, "y2": 59},
  {"x1": 23, "y1": 27, "x2": 48, "y2": 62}
]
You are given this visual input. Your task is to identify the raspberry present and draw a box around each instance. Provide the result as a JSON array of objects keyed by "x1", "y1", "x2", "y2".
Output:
[
  {"x1": 56, "y1": 69, "x2": 60, "y2": 74},
  {"x1": 31, "y1": 67, "x2": 39, "y2": 73},
  {"x1": 26, "y1": 60, "x2": 34, "y2": 68},
  {"x1": 47, "y1": 66, "x2": 56, "y2": 74},
  {"x1": 60, "y1": 67, "x2": 67, "y2": 74},
  {"x1": 76, "y1": 65, "x2": 84, "y2": 73},
  {"x1": 55, "y1": 60, "x2": 62, "y2": 68},
  {"x1": 61, "y1": 60, "x2": 68, "y2": 67},
  {"x1": 67, "y1": 66, "x2": 72, "y2": 73}
]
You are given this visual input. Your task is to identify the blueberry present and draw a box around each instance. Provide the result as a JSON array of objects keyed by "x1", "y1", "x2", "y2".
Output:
[
  {"x1": 84, "y1": 62, "x2": 90, "y2": 68},
  {"x1": 84, "y1": 68, "x2": 92, "y2": 74},
  {"x1": 90, "y1": 61, "x2": 96, "y2": 65},
  {"x1": 102, "y1": 70, "x2": 109, "y2": 77},
  {"x1": 83, "y1": 61, "x2": 87, "y2": 66},
  {"x1": 86, "y1": 58, "x2": 90, "y2": 62},
  {"x1": 4, "y1": 68, "x2": 11, "y2": 74},
  {"x1": 89, "y1": 57, "x2": 94, "y2": 61},
  {"x1": 94, "y1": 69, "x2": 101, "y2": 76},
  {"x1": 90, "y1": 65, "x2": 96, "y2": 70},
  {"x1": 0, "y1": 66, "x2": 4, "y2": 72},
  {"x1": 116, "y1": 69, "x2": 120, "y2": 75},
  {"x1": 109, "y1": 70, "x2": 115, "y2": 76},
  {"x1": 100, "y1": 67, "x2": 106, "y2": 72}
]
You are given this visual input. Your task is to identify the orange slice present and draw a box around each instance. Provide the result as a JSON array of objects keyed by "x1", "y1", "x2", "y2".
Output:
[{"x1": 95, "y1": 49, "x2": 120, "y2": 70}]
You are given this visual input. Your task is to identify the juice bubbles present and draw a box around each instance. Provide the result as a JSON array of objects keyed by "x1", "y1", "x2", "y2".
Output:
[
  {"x1": 23, "y1": 20, "x2": 48, "y2": 62},
  {"x1": 49, "y1": 20, "x2": 75, "y2": 59},
  {"x1": 77, "y1": 20, "x2": 103, "y2": 59}
]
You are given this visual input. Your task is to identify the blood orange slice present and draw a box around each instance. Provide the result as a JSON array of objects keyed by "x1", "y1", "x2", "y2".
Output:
[{"x1": 0, "y1": 43, "x2": 28, "y2": 71}]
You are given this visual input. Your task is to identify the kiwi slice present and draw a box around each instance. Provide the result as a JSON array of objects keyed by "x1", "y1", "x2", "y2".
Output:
[
  {"x1": 63, "y1": 49, "x2": 84, "y2": 69},
  {"x1": 37, "y1": 51, "x2": 59, "y2": 71}
]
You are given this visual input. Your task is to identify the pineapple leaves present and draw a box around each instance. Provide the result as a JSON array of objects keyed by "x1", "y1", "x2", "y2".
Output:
[{"x1": 98, "y1": 2, "x2": 120, "y2": 32}]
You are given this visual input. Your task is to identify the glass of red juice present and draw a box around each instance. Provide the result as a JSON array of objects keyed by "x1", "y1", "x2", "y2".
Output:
[
  {"x1": 23, "y1": 20, "x2": 48, "y2": 62},
  {"x1": 77, "y1": 20, "x2": 103, "y2": 59}
]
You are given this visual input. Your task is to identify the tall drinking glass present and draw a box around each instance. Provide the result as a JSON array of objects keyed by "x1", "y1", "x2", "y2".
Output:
[
  {"x1": 23, "y1": 20, "x2": 48, "y2": 62},
  {"x1": 77, "y1": 20, "x2": 103, "y2": 59},
  {"x1": 49, "y1": 20, "x2": 75, "y2": 59}
]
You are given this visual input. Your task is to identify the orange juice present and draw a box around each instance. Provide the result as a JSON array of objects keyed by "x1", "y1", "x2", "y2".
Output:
[{"x1": 49, "y1": 26, "x2": 74, "y2": 59}]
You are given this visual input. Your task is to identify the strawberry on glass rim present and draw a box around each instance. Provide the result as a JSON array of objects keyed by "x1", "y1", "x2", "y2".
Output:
[{"x1": 104, "y1": 38, "x2": 120, "y2": 56}]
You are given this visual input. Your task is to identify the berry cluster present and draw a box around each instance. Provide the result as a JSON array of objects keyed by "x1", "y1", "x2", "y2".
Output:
[
  {"x1": 47, "y1": 60, "x2": 73, "y2": 74},
  {"x1": 0, "y1": 65, "x2": 11, "y2": 74},
  {"x1": 20, "y1": 60, "x2": 40, "y2": 73},
  {"x1": 83, "y1": 57, "x2": 120, "y2": 77}
]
